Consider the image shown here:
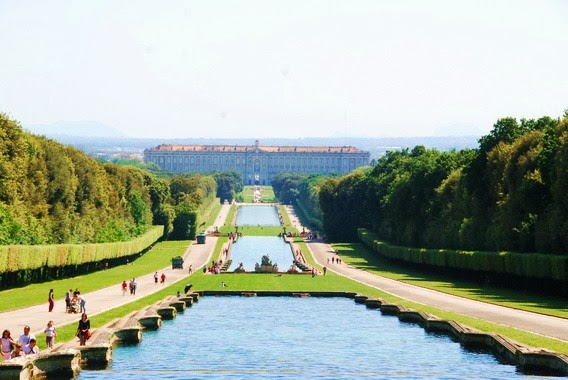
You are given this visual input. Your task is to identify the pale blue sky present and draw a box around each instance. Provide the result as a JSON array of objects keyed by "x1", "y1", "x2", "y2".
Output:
[{"x1": 1, "y1": 0, "x2": 567, "y2": 139}]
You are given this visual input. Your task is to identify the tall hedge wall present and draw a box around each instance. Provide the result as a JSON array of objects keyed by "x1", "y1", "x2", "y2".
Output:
[
  {"x1": 358, "y1": 228, "x2": 568, "y2": 288},
  {"x1": 0, "y1": 225, "x2": 163, "y2": 273}
]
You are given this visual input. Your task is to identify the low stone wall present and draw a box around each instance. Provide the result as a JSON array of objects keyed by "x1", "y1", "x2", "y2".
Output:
[{"x1": 355, "y1": 294, "x2": 568, "y2": 377}]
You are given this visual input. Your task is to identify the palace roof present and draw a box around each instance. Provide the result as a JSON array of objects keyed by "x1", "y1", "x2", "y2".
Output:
[{"x1": 145, "y1": 144, "x2": 367, "y2": 154}]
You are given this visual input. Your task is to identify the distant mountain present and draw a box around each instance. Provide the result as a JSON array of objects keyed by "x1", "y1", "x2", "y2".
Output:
[{"x1": 23, "y1": 121, "x2": 127, "y2": 138}]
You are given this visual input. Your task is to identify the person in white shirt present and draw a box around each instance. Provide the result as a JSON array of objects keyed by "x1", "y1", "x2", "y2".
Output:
[
  {"x1": 22, "y1": 339, "x2": 39, "y2": 355},
  {"x1": 77, "y1": 295, "x2": 86, "y2": 313},
  {"x1": 44, "y1": 320, "x2": 57, "y2": 349},
  {"x1": 18, "y1": 326, "x2": 35, "y2": 347}
]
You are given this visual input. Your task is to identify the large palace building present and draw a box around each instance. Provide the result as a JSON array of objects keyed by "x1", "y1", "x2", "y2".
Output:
[{"x1": 144, "y1": 140, "x2": 371, "y2": 185}]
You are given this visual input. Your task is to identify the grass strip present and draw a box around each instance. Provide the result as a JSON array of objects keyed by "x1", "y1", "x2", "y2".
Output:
[
  {"x1": 332, "y1": 242, "x2": 568, "y2": 319},
  {"x1": 0, "y1": 240, "x2": 191, "y2": 312}
]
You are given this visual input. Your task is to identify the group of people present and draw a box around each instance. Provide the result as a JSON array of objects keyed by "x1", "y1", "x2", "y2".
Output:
[
  {"x1": 1, "y1": 324, "x2": 54, "y2": 361},
  {"x1": 328, "y1": 256, "x2": 343, "y2": 264},
  {"x1": 206, "y1": 260, "x2": 223, "y2": 274},
  {"x1": 122, "y1": 278, "x2": 138, "y2": 295},
  {"x1": 65, "y1": 289, "x2": 86, "y2": 314},
  {"x1": 153, "y1": 272, "x2": 167, "y2": 284}
]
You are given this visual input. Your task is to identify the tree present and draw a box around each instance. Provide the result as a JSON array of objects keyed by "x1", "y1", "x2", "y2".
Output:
[
  {"x1": 130, "y1": 191, "x2": 147, "y2": 233},
  {"x1": 171, "y1": 202, "x2": 197, "y2": 240},
  {"x1": 213, "y1": 171, "x2": 243, "y2": 203}
]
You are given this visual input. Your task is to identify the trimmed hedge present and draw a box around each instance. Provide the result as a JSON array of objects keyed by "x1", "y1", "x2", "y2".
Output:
[
  {"x1": 0, "y1": 226, "x2": 164, "y2": 273},
  {"x1": 358, "y1": 228, "x2": 568, "y2": 283}
]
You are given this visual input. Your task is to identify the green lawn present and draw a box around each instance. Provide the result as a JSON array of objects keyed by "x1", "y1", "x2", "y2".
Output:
[
  {"x1": 332, "y1": 242, "x2": 568, "y2": 319},
  {"x1": 239, "y1": 185, "x2": 277, "y2": 203}
]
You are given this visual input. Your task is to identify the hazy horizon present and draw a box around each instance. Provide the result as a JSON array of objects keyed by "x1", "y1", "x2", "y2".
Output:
[{"x1": 2, "y1": 1, "x2": 567, "y2": 139}]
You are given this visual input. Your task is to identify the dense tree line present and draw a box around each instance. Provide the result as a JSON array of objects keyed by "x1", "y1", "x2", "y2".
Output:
[
  {"x1": 278, "y1": 111, "x2": 568, "y2": 255},
  {"x1": 0, "y1": 114, "x2": 216, "y2": 244},
  {"x1": 272, "y1": 173, "x2": 330, "y2": 232}
]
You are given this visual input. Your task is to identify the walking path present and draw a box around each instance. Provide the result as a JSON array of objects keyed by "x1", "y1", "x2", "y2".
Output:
[
  {"x1": 285, "y1": 205, "x2": 568, "y2": 343},
  {"x1": 0, "y1": 204, "x2": 231, "y2": 343}
]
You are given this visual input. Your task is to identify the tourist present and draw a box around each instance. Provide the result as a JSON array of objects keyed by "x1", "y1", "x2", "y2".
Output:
[
  {"x1": 323, "y1": 266, "x2": 327, "y2": 275},
  {"x1": 121, "y1": 280, "x2": 128, "y2": 296},
  {"x1": 76, "y1": 313, "x2": 91, "y2": 346},
  {"x1": 10, "y1": 343, "x2": 23, "y2": 358},
  {"x1": 65, "y1": 288, "x2": 72, "y2": 313},
  {"x1": 1, "y1": 330, "x2": 16, "y2": 360},
  {"x1": 154, "y1": 271, "x2": 158, "y2": 284},
  {"x1": 184, "y1": 284, "x2": 193, "y2": 294},
  {"x1": 22, "y1": 339, "x2": 39, "y2": 355},
  {"x1": 188, "y1": 265, "x2": 193, "y2": 274},
  {"x1": 176, "y1": 291, "x2": 181, "y2": 297},
  {"x1": 44, "y1": 320, "x2": 57, "y2": 349},
  {"x1": 18, "y1": 326, "x2": 35, "y2": 347},
  {"x1": 128, "y1": 278, "x2": 137, "y2": 296},
  {"x1": 160, "y1": 273, "x2": 166, "y2": 284},
  {"x1": 78, "y1": 294, "x2": 86, "y2": 313},
  {"x1": 130, "y1": 278, "x2": 137, "y2": 295},
  {"x1": 48, "y1": 288, "x2": 55, "y2": 312}
]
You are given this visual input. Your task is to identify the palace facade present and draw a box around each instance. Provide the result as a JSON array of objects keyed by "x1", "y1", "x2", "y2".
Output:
[{"x1": 144, "y1": 140, "x2": 370, "y2": 185}]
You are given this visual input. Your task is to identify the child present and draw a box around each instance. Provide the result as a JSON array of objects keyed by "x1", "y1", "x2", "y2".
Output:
[{"x1": 45, "y1": 320, "x2": 56, "y2": 349}]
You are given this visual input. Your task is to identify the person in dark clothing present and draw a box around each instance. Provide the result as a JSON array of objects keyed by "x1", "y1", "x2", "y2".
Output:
[
  {"x1": 184, "y1": 284, "x2": 193, "y2": 294},
  {"x1": 76, "y1": 313, "x2": 91, "y2": 346}
]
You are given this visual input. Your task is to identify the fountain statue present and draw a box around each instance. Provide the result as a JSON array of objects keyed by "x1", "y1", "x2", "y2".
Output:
[{"x1": 254, "y1": 255, "x2": 279, "y2": 273}]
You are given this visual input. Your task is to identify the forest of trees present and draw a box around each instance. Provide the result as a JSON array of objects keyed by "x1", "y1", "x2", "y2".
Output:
[
  {"x1": 0, "y1": 114, "x2": 217, "y2": 244},
  {"x1": 277, "y1": 111, "x2": 568, "y2": 256}
]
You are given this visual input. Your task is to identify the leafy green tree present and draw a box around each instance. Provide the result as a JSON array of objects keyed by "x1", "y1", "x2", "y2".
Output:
[
  {"x1": 171, "y1": 202, "x2": 197, "y2": 240},
  {"x1": 213, "y1": 171, "x2": 243, "y2": 203},
  {"x1": 130, "y1": 191, "x2": 147, "y2": 233}
]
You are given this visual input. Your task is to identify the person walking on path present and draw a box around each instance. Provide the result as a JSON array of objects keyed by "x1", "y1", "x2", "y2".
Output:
[
  {"x1": 76, "y1": 313, "x2": 91, "y2": 346},
  {"x1": 130, "y1": 278, "x2": 137, "y2": 295},
  {"x1": 154, "y1": 271, "x2": 158, "y2": 284},
  {"x1": 121, "y1": 280, "x2": 128, "y2": 296},
  {"x1": 160, "y1": 273, "x2": 166, "y2": 284},
  {"x1": 44, "y1": 320, "x2": 56, "y2": 349},
  {"x1": 1, "y1": 330, "x2": 16, "y2": 360},
  {"x1": 18, "y1": 326, "x2": 35, "y2": 347},
  {"x1": 48, "y1": 288, "x2": 55, "y2": 312}
]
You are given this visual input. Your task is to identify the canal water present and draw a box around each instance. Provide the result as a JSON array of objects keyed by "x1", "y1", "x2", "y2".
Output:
[
  {"x1": 227, "y1": 236, "x2": 294, "y2": 272},
  {"x1": 235, "y1": 205, "x2": 281, "y2": 226},
  {"x1": 78, "y1": 296, "x2": 548, "y2": 379}
]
